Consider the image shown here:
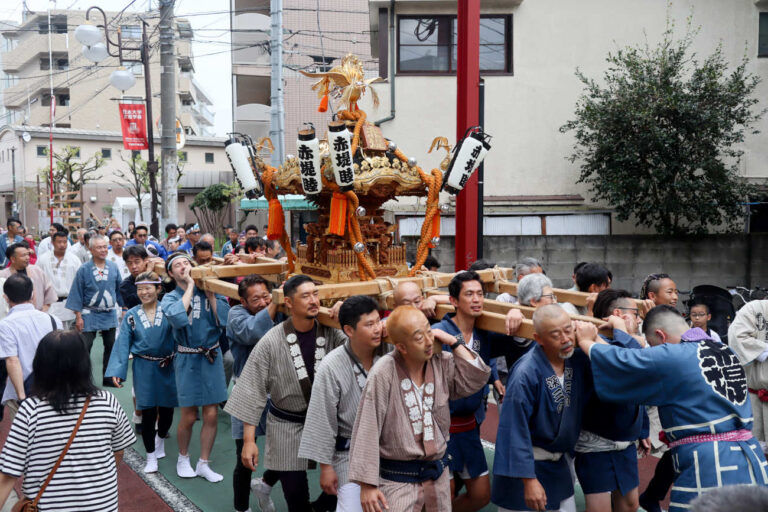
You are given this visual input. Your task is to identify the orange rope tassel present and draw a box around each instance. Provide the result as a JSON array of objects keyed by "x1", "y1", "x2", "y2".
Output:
[
  {"x1": 267, "y1": 198, "x2": 284, "y2": 240},
  {"x1": 318, "y1": 94, "x2": 329, "y2": 113},
  {"x1": 329, "y1": 191, "x2": 348, "y2": 236},
  {"x1": 428, "y1": 213, "x2": 441, "y2": 248}
]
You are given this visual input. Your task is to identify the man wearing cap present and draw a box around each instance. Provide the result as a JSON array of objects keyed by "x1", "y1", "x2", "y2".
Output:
[{"x1": 125, "y1": 223, "x2": 168, "y2": 260}]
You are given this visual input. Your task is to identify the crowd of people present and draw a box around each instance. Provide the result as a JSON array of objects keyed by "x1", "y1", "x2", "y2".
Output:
[{"x1": 0, "y1": 216, "x2": 765, "y2": 512}]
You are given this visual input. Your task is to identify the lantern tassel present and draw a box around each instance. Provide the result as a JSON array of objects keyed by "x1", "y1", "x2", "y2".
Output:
[
  {"x1": 267, "y1": 198, "x2": 284, "y2": 240},
  {"x1": 318, "y1": 94, "x2": 329, "y2": 113},
  {"x1": 329, "y1": 192, "x2": 348, "y2": 236}
]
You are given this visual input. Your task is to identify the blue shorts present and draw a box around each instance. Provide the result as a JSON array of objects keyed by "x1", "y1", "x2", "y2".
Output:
[
  {"x1": 446, "y1": 426, "x2": 488, "y2": 479},
  {"x1": 575, "y1": 444, "x2": 639, "y2": 495}
]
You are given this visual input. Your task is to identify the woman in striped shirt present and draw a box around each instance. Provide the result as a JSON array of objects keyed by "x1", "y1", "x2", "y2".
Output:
[{"x1": 0, "y1": 330, "x2": 136, "y2": 511}]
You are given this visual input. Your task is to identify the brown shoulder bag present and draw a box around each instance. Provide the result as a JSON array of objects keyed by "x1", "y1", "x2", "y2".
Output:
[{"x1": 12, "y1": 396, "x2": 91, "y2": 512}]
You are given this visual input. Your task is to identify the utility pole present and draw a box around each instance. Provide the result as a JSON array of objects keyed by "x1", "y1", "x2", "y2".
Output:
[
  {"x1": 10, "y1": 147, "x2": 17, "y2": 218},
  {"x1": 142, "y1": 21, "x2": 159, "y2": 237},
  {"x1": 159, "y1": 0, "x2": 178, "y2": 226},
  {"x1": 269, "y1": 0, "x2": 284, "y2": 166}
]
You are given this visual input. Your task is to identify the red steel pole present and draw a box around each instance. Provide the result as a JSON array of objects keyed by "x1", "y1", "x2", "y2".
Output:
[{"x1": 454, "y1": 0, "x2": 481, "y2": 271}]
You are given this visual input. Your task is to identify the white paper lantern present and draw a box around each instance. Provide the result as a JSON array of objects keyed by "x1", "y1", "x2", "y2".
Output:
[
  {"x1": 225, "y1": 138, "x2": 262, "y2": 197},
  {"x1": 74, "y1": 23, "x2": 102, "y2": 46},
  {"x1": 328, "y1": 121, "x2": 355, "y2": 190},
  {"x1": 296, "y1": 126, "x2": 323, "y2": 195},
  {"x1": 443, "y1": 130, "x2": 491, "y2": 194}
]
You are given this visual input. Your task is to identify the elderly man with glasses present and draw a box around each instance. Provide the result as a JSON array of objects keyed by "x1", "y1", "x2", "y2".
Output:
[
  {"x1": 124, "y1": 224, "x2": 168, "y2": 260},
  {"x1": 178, "y1": 224, "x2": 201, "y2": 255}
]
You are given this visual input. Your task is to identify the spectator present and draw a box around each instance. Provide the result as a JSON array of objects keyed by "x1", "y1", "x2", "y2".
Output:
[
  {"x1": 0, "y1": 330, "x2": 136, "y2": 511},
  {"x1": 36, "y1": 223, "x2": 68, "y2": 258},
  {"x1": 0, "y1": 218, "x2": 23, "y2": 268},
  {"x1": 244, "y1": 225, "x2": 259, "y2": 239},
  {"x1": 107, "y1": 231, "x2": 130, "y2": 280},
  {"x1": 161, "y1": 223, "x2": 178, "y2": 253},
  {"x1": 19, "y1": 227, "x2": 37, "y2": 265},
  {"x1": 0, "y1": 242, "x2": 56, "y2": 312},
  {"x1": 688, "y1": 302, "x2": 722, "y2": 343},
  {"x1": 178, "y1": 224, "x2": 201, "y2": 254},
  {"x1": 128, "y1": 221, "x2": 136, "y2": 239},
  {"x1": 221, "y1": 228, "x2": 239, "y2": 257},
  {"x1": 125, "y1": 224, "x2": 168, "y2": 260},
  {"x1": 36, "y1": 232, "x2": 82, "y2": 329},
  {"x1": 0, "y1": 274, "x2": 62, "y2": 419}
]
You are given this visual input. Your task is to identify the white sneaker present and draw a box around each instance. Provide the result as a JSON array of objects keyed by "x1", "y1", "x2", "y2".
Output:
[
  {"x1": 251, "y1": 477, "x2": 276, "y2": 512},
  {"x1": 155, "y1": 435, "x2": 166, "y2": 459},
  {"x1": 195, "y1": 459, "x2": 224, "y2": 483},
  {"x1": 176, "y1": 454, "x2": 196, "y2": 478},
  {"x1": 132, "y1": 412, "x2": 142, "y2": 424},
  {"x1": 144, "y1": 451, "x2": 158, "y2": 473}
]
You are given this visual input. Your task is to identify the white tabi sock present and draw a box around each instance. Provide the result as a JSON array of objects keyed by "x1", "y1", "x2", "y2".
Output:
[
  {"x1": 176, "y1": 454, "x2": 196, "y2": 478},
  {"x1": 144, "y1": 451, "x2": 158, "y2": 473},
  {"x1": 155, "y1": 435, "x2": 166, "y2": 459},
  {"x1": 195, "y1": 459, "x2": 224, "y2": 483}
]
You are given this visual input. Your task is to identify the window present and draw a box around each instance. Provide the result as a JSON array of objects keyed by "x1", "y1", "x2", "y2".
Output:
[
  {"x1": 37, "y1": 146, "x2": 47, "y2": 157},
  {"x1": 40, "y1": 57, "x2": 68, "y2": 71},
  {"x1": 179, "y1": 151, "x2": 188, "y2": 162},
  {"x1": 205, "y1": 152, "x2": 214, "y2": 163},
  {"x1": 760, "y1": 13, "x2": 768, "y2": 58},
  {"x1": 121, "y1": 24, "x2": 142, "y2": 39},
  {"x1": 397, "y1": 15, "x2": 512, "y2": 74},
  {"x1": 41, "y1": 90, "x2": 70, "y2": 107},
  {"x1": 100, "y1": 148, "x2": 112, "y2": 159},
  {"x1": 38, "y1": 16, "x2": 67, "y2": 34},
  {"x1": 57, "y1": 93, "x2": 70, "y2": 106}
]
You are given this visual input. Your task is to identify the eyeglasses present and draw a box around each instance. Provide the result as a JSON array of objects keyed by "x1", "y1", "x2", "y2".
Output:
[
  {"x1": 190, "y1": 231, "x2": 201, "y2": 235},
  {"x1": 689, "y1": 313, "x2": 708, "y2": 319}
]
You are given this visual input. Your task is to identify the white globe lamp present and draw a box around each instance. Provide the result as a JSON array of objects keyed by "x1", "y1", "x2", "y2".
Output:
[
  {"x1": 110, "y1": 67, "x2": 136, "y2": 91},
  {"x1": 82, "y1": 42, "x2": 109, "y2": 63},
  {"x1": 74, "y1": 23, "x2": 102, "y2": 46}
]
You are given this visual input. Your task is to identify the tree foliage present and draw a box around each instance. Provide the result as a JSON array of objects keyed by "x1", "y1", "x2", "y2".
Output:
[
  {"x1": 38, "y1": 145, "x2": 104, "y2": 195},
  {"x1": 189, "y1": 182, "x2": 242, "y2": 239},
  {"x1": 560, "y1": 17, "x2": 764, "y2": 235}
]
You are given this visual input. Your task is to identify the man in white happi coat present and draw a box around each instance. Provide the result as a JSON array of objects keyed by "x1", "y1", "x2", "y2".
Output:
[{"x1": 36, "y1": 231, "x2": 81, "y2": 329}]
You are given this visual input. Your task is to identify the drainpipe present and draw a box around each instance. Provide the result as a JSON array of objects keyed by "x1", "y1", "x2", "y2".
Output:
[{"x1": 375, "y1": 0, "x2": 396, "y2": 126}]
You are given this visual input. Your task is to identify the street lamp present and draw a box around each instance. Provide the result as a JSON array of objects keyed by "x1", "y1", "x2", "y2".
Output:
[{"x1": 75, "y1": 7, "x2": 160, "y2": 238}]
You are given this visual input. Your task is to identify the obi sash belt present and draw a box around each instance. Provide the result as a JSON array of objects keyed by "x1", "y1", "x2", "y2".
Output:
[
  {"x1": 177, "y1": 341, "x2": 220, "y2": 364},
  {"x1": 379, "y1": 454, "x2": 451, "y2": 483},
  {"x1": 133, "y1": 352, "x2": 175, "y2": 368}
]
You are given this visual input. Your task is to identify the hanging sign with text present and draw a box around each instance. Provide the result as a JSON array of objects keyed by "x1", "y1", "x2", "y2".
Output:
[{"x1": 118, "y1": 103, "x2": 149, "y2": 150}]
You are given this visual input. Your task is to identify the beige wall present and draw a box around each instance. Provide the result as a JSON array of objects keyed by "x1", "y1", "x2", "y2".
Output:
[{"x1": 369, "y1": 0, "x2": 768, "y2": 233}]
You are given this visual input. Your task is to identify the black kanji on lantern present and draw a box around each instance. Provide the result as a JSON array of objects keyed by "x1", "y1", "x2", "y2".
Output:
[
  {"x1": 338, "y1": 168, "x2": 354, "y2": 184},
  {"x1": 298, "y1": 145, "x2": 313, "y2": 160},
  {"x1": 300, "y1": 160, "x2": 316, "y2": 176},
  {"x1": 333, "y1": 138, "x2": 349, "y2": 152},
  {"x1": 302, "y1": 177, "x2": 319, "y2": 192},
  {"x1": 471, "y1": 145, "x2": 482, "y2": 158},
  {"x1": 336, "y1": 152, "x2": 351, "y2": 168},
  {"x1": 464, "y1": 157, "x2": 477, "y2": 172},
  {"x1": 698, "y1": 341, "x2": 748, "y2": 405}
]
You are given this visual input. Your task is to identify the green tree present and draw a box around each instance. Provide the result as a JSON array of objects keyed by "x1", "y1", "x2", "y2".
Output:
[
  {"x1": 560, "y1": 17, "x2": 764, "y2": 235},
  {"x1": 189, "y1": 182, "x2": 242, "y2": 239},
  {"x1": 38, "y1": 145, "x2": 104, "y2": 195}
]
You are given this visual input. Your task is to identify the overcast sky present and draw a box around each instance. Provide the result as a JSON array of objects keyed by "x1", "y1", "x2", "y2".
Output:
[{"x1": 1, "y1": 0, "x2": 233, "y2": 136}]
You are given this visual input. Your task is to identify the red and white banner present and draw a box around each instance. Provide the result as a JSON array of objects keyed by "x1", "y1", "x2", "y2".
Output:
[{"x1": 118, "y1": 103, "x2": 149, "y2": 150}]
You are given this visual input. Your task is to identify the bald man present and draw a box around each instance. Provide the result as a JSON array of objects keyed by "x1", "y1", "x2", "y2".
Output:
[
  {"x1": 493, "y1": 305, "x2": 592, "y2": 512},
  {"x1": 576, "y1": 305, "x2": 768, "y2": 512},
  {"x1": 393, "y1": 281, "x2": 445, "y2": 319},
  {"x1": 349, "y1": 306, "x2": 490, "y2": 512}
]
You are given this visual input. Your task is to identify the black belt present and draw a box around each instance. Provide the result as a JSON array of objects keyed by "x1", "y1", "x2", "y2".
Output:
[
  {"x1": 84, "y1": 305, "x2": 114, "y2": 313},
  {"x1": 335, "y1": 436, "x2": 350, "y2": 452},
  {"x1": 57, "y1": 296, "x2": 67, "y2": 303},
  {"x1": 133, "y1": 352, "x2": 175, "y2": 368},
  {"x1": 176, "y1": 342, "x2": 220, "y2": 364},
  {"x1": 380, "y1": 455, "x2": 451, "y2": 483},
  {"x1": 268, "y1": 402, "x2": 307, "y2": 424}
]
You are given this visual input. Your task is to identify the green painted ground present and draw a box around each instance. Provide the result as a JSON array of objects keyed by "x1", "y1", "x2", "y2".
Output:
[{"x1": 91, "y1": 336, "x2": 597, "y2": 512}]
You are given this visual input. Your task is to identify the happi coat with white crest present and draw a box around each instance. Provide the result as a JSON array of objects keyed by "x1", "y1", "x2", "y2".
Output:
[
  {"x1": 224, "y1": 319, "x2": 347, "y2": 471},
  {"x1": 298, "y1": 341, "x2": 390, "y2": 486},
  {"x1": 588, "y1": 327, "x2": 768, "y2": 512},
  {"x1": 348, "y1": 349, "x2": 491, "y2": 512},
  {"x1": 65, "y1": 260, "x2": 123, "y2": 331},
  {"x1": 492, "y1": 343, "x2": 591, "y2": 511}
]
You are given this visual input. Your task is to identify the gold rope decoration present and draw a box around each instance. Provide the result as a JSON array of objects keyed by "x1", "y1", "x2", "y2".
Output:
[
  {"x1": 262, "y1": 166, "x2": 296, "y2": 273},
  {"x1": 392, "y1": 148, "x2": 442, "y2": 276}
]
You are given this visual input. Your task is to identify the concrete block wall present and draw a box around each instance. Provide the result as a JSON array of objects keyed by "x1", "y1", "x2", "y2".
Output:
[{"x1": 404, "y1": 234, "x2": 768, "y2": 298}]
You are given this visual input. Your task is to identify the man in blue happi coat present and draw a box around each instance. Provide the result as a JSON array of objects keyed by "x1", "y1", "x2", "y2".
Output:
[
  {"x1": 432, "y1": 271, "x2": 524, "y2": 512},
  {"x1": 575, "y1": 305, "x2": 768, "y2": 512},
  {"x1": 493, "y1": 304, "x2": 591, "y2": 512},
  {"x1": 575, "y1": 289, "x2": 649, "y2": 512}
]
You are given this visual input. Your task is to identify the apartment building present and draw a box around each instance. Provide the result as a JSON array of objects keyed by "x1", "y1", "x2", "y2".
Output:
[
  {"x1": 0, "y1": 9, "x2": 214, "y2": 136},
  {"x1": 365, "y1": 0, "x2": 768, "y2": 235}
]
